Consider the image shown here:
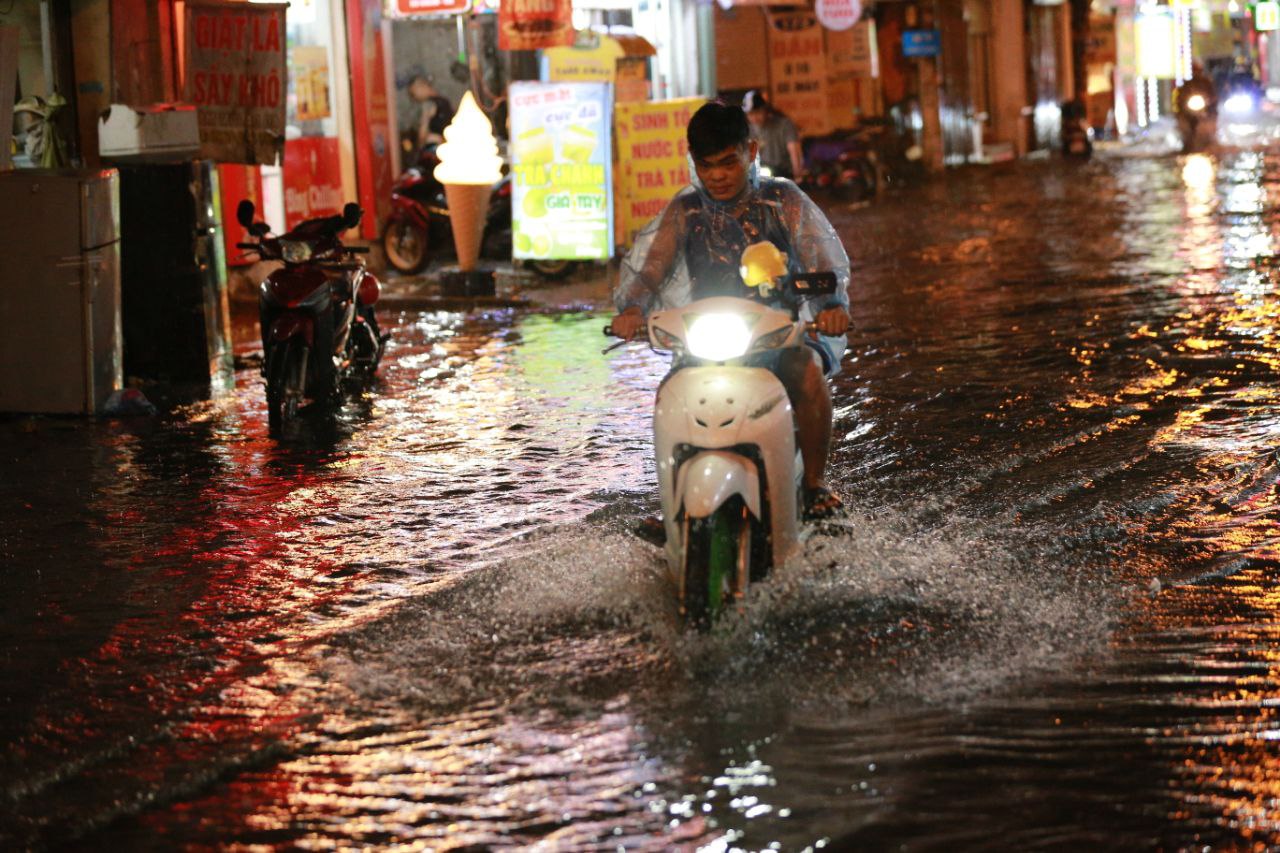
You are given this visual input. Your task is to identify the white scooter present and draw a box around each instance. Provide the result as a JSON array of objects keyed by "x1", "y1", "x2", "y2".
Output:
[{"x1": 609, "y1": 243, "x2": 840, "y2": 629}]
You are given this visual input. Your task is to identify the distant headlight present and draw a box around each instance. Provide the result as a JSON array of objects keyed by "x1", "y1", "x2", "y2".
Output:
[
  {"x1": 687, "y1": 313, "x2": 753, "y2": 361},
  {"x1": 281, "y1": 240, "x2": 313, "y2": 263},
  {"x1": 1224, "y1": 93, "x2": 1254, "y2": 114},
  {"x1": 1186, "y1": 94, "x2": 1207, "y2": 112}
]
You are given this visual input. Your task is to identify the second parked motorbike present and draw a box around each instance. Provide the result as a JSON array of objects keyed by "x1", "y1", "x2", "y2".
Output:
[
  {"x1": 237, "y1": 200, "x2": 386, "y2": 436},
  {"x1": 382, "y1": 145, "x2": 576, "y2": 279}
]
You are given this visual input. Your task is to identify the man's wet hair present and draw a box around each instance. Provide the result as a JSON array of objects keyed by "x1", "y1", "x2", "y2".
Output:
[{"x1": 687, "y1": 100, "x2": 750, "y2": 159}]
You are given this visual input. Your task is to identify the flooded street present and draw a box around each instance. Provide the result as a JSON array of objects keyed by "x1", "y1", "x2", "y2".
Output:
[{"x1": 8, "y1": 148, "x2": 1280, "y2": 849}]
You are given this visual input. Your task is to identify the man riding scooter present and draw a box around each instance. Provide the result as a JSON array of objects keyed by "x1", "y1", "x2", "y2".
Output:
[
  {"x1": 1175, "y1": 61, "x2": 1218, "y2": 153},
  {"x1": 610, "y1": 100, "x2": 852, "y2": 527}
]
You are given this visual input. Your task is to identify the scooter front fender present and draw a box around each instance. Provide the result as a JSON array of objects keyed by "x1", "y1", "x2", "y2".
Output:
[{"x1": 676, "y1": 451, "x2": 761, "y2": 520}]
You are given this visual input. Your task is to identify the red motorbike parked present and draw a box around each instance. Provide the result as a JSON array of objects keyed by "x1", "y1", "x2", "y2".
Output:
[
  {"x1": 382, "y1": 145, "x2": 575, "y2": 278},
  {"x1": 236, "y1": 200, "x2": 387, "y2": 436}
]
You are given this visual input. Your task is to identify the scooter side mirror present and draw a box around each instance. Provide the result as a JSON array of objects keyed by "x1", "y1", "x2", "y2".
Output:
[
  {"x1": 236, "y1": 199, "x2": 256, "y2": 229},
  {"x1": 342, "y1": 203, "x2": 363, "y2": 230}
]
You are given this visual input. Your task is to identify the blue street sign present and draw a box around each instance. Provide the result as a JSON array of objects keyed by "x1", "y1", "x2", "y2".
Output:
[{"x1": 902, "y1": 29, "x2": 941, "y2": 58}]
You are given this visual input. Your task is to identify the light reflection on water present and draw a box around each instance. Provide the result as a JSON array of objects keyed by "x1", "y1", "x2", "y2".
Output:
[{"x1": 10, "y1": 149, "x2": 1280, "y2": 848}]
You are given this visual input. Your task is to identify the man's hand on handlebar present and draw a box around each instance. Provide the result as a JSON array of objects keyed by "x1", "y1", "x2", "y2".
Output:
[
  {"x1": 610, "y1": 306, "x2": 647, "y2": 341},
  {"x1": 811, "y1": 305, "x2": 851, "y2": 338}
]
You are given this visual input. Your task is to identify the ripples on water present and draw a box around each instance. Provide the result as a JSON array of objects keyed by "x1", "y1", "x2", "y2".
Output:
[{"x1": 8, "y1": 150, "x2": 1280, "y2": 848}]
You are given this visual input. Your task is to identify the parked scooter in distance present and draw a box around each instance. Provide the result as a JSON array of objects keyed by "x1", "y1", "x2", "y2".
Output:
[
  {"x1": 236, "y1": 200, "x2": 387, "y2": 436},
  {"x1": 606, "y1": 243, "x2": 841, "y2": 630}
]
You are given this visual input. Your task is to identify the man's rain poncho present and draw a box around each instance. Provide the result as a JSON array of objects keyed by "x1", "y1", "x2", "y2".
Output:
[{"x1": 614, "y1": 164, "x2": 851, "y2": 323}]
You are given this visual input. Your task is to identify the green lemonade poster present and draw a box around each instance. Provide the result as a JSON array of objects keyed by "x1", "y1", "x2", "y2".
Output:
[{"x1": 509, "y1": 82, "x2": 613, "y2": 260}]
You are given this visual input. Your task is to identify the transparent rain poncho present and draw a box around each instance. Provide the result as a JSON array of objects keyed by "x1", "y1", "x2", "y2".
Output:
[{"x1": 615, "y1": 159, "x2": 851, "y2": 322}]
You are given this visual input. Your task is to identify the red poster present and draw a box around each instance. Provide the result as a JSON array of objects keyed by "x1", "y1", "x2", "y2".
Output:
[
  {"x1": 499, "y1": 0, "x2": 574, "y2": 51},
  {"x1": 184, "y1": 1, "x2": 288, "y2": 165},
  {"x1": 283, "y1": 137, "x2": 344, "y2": 230},
  {"x1": 219, "y1": 164, "x2": 265, "y2": 266},
  {"x1": 346, "y1": 0, "x2": 395, "y2": 239}
]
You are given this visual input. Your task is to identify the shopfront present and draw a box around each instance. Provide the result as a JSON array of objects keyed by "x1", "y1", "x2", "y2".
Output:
[{"x1": 220, "y1": 0, "x2": 396, "y2": 259}]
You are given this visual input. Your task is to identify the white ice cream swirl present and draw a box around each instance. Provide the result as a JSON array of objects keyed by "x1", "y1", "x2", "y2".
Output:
[{"x1": 433, "y1": 91, "x2": 504, "y2": 185}]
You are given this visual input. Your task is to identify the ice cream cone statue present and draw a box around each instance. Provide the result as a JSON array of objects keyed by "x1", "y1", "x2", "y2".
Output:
[{"x1": 433, "y1": 92, "x2": 504, "y2": 271}]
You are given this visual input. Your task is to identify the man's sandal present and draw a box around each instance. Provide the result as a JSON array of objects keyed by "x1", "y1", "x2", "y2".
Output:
[
  {"x1": 803, "y1": 486, "x2": 845, "y2": 520},
  {"x1": 635, "y1": 516, "x2": 667, "y2": 546}
]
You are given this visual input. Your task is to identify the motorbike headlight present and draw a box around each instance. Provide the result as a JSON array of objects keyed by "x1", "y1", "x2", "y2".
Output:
[
  {"x1": 1224, "y1": 93, "x2": 1254, "y2": 114},
  {"x1": 281, "y1": 240, "x2": 313, "y2": 264},
  {"x1": 1186, "y1": 94, "x2": 1207, "y2": 112},
  {"x1": 686, "y1": 313, "x2": 753, "y2": 361}
]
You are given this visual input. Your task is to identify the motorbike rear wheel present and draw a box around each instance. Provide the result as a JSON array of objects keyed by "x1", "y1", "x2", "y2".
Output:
[
  {"x1": 382, "y1": 219, "x2": 429, "y2": 274},
  {"x1": 682, "y1": 501, "x2": 750, "y2": 631},
  {"x1": 266, "y1": 338, "x2": 307, "y2": 437},
  {"x1": 527, "y1": 259, "x2": 577, "y2": 280}
]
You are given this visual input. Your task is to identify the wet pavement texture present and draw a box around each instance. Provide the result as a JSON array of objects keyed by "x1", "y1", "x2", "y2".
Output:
[{"x1": 7, "y1": 147, "x2": 1280, "y2": 849}]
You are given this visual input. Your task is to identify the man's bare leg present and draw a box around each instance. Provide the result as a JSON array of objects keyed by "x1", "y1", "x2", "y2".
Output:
[{"x1": 777, "y1": 347, "x2": 833, "y2": 492}]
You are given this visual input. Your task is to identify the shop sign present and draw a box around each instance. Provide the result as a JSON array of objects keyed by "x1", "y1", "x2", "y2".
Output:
[
  {"x1": 1135, "y1": 7, "x2": 1176, "y2": 79},
  {"x1": 902, "y1": 29, "x2": 941, "y2": 58},
  {"x1": 543, "y1": 33, "x2": 624, "y2": 83},
  {"x1": 767, "y1": 11, "x2": 831, "y2": 137},
  {"x1": 499, "y1": 0, "x2": 574, "y2": 51},
  {"x1": 1257, "y1": 1, "x2": 1280, "y2": 30},
  {"x1": 393, "y1": 0, "x2": 470, "y2": 15},
  {"x1": 509, "y1": 82, "x2": 613, "y2": 260},
  {"x1": 827, "y1": 19, "x2": 878, "y2": 77},
  {"x1": 183, "y1": 1, "x2": 287, "y2": 165},
  {"x1": 283, "y1": 136, "x2": 345, "y2": 229},
  {"x1": 614, "y1": 97, "x2": 701, "y2": 248},
  {"x1": 816, "y1": 0, "x2": 861, "y2": 32}
]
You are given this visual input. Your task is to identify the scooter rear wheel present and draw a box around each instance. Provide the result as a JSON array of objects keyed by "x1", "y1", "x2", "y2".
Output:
[{"x1": 382, "y1": 219, "x2": 429, "y2": 274}]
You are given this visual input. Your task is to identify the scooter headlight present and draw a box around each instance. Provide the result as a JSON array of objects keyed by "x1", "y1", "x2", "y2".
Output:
[
  {"x1": 1224, "y1": 93, "x2": 1254, "y2": 114},
  {"x1": 281, "y1": 240, "x2": 313, "y2": 264},
  {"x1": 686, "y1": 313, "x2": 753, "y2": 361},
  {"x1": 1186, "y1": 94, "x2": 1206, "y2": 113}
]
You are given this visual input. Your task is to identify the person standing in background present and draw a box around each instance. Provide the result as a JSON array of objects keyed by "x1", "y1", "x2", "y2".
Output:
[
  {"x1": 405, "y1": 74, "x2": 455, "y2": 153},
  {"x1": 742, "y1": 90, "x2": 804, "y2": 181}
]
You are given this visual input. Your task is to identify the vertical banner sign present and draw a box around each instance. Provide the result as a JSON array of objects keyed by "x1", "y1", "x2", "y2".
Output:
[
  {"x1": 1135, "y1": 7, "x2": 1176, "y2": 79},
  {"x1": 509, "y1": 82, "x2": 613, "y2": 261},
  {"x1": 292, "y1": 46, "x2": 331, "y2": 121},
  {"x1": 614, "y1": 98, "x2": 700, "y2": 248},
  {"x1": 346, "y1": 0, "x2": 396, "y2": 240},
  {"x1": 827, "y1": 20, "x2": 878, "y2": 78},
  {"x1": 767, "y1": 12, "x2": 831, "y2": 137},
  {"x1": 499, "y1": 0, "x2": 574, "y2": 50},
  {"x1": 183, "y1": 1, "x2": 287, "y2": 165}
]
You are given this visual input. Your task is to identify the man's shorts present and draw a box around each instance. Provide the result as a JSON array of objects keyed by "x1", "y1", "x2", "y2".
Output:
[
  {"x1": 737, "y1": 333, "x2": 847, "y2": 379},
  {"x1": 806, "y1": 333, "x2": 847, "y2": 378}
]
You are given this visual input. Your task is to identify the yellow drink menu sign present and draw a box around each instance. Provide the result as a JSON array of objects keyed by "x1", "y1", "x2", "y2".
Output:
[{"x1": 614, "y1": 97, "x2": 702, "y2": 248}]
